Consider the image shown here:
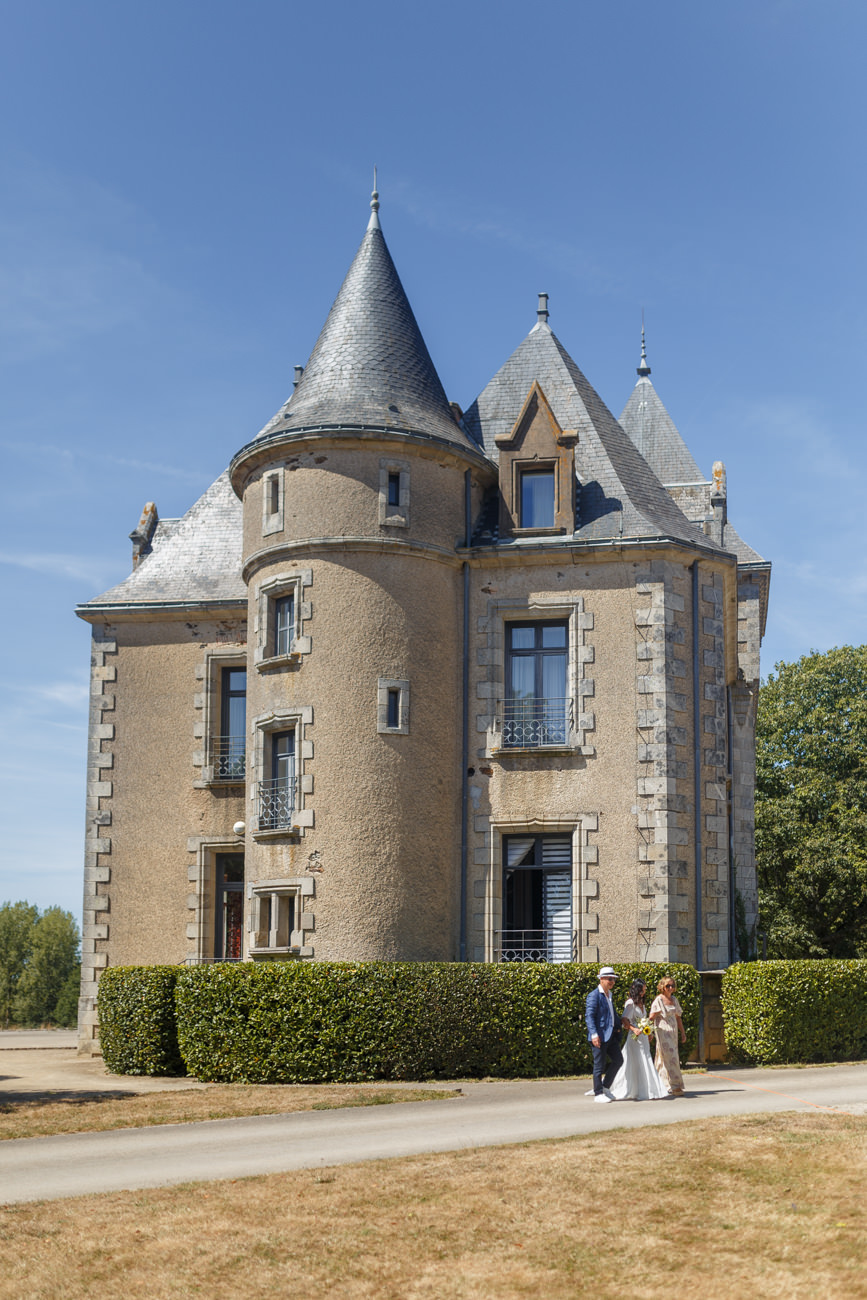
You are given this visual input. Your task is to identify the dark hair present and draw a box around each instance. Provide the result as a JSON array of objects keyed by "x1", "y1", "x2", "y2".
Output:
[{"x1": 628, "y1": 979, "x2": 646, "y2": 1006}]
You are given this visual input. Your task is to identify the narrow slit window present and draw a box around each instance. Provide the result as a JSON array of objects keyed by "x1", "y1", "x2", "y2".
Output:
[
  {"x1": 386, "y1": 688, "x2": 400, "y2": 729},
  {"x1": 267, "y1": 476, "x2": 280, "y2": 516},
  {"x1": 387, "y1": 472, "x2": 401, "y2": 508}
]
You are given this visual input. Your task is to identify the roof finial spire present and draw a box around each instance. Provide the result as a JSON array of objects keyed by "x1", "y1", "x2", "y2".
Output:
[
  {"x1": 637, "y1": 310, "x2": 651, "y2": 376},
  {"x1": 537, "y1": 292, "x2": 549, "y2": 325},
  {"x1": 368, "y1": 166, "x2": 381, "y2": 231}
]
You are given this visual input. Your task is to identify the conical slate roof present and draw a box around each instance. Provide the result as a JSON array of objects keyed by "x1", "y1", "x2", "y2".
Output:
[
  {"x1": 619, "y1": 363, "x2": 767, "y2": 565},
  {"x1": 256, "y1": 209, "x2": 477, "y2": 452},
  {"x1": 78, "y1": 472, "x2": 245, "y2": 610},
  {"x1": 619, "y1": 374, "x2": 704, "y2": 485},
  {"x1": 462, "y1": 321, "x2": 719, "y2": 548}
]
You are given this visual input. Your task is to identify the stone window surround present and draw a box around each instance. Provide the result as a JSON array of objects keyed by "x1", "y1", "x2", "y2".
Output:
[
  {"x1": 261, "y1": 467, "x2": 284, "y2": 537},
  {"x1": 477, "y1": 593, "x2": 595, "y2": 758},
  {"x1": 185, "y1": 834, "x2": 245, "y2": 962},
  {"x1": 250, "y1": 706, "x2": 314, "y2": 839},
  {"x1": 248, "y1": 876, "x2": 315, "y2": 957},
  {"x1": 193, "y1": 648, "x2": 248, "y2": 786},
  {"x1": 378, "y1": 456, "x2": 410, "y2": 527},
  {"x1": 254, "y1": 568, "x2": 313, "y2": 668},
  {"x1": 377, "y1": 677, "x2": 410, "y2": 735},
  {"x1": 477, "y1": 814, "x2": 600, "y2": 964}
]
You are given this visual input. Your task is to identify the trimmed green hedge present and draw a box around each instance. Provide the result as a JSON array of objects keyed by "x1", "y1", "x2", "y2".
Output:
[
  {"x1": 721, "y1": 960, "x2": 867, "y2": 1064},
  {"x1": 97, "y1": 965, "x2": 185, "y2": 1076},
  {"x1": 173, "y1": 961, "x2": 699, "y2": 1084}
]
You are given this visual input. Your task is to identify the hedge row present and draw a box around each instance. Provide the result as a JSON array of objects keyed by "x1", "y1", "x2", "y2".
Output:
[
  {"x1": 722, "y1": 959, "x2": 867, "y2": 1064},
  {"x1": 97, "y1": 961, "x2": 699, "y2": 1081},
  {"x1": 96, "y1": 965, "x2": 184, "y2": 1076}
]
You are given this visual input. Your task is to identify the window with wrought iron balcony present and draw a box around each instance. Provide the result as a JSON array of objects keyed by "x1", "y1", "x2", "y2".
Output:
[
  {"x1": 212, "y1": 667, "x2": 246, "y2": 781},
  {"x1": 501, "y1": 621, "x2": 572, "y2": 749},
  {"x1": 257, "y1": 730, "x2": 296, "y2": 831}
]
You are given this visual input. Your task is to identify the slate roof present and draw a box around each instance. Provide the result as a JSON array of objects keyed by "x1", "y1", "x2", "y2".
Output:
[
  {"x1": 255, "y1": 212, "x2": 478, "y2": 453},
  {"x1": 619, "y1": 370, "x2": 767, "y2": 565},
  {"x1": 78, "y1": 471, "x2": 245, "y2": 610},
  {"x1": 619, "y1": 375, "x2": 705, "y2": 485},
  {"x1": 462, "y1": 322, "x2": 721, "y2": 548}
]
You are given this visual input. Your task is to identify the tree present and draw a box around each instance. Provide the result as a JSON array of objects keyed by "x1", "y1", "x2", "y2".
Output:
[
  {"x1": 756, "y1": 645, "x2": 867, "y2": 958},
  {"x1": 0, "y1": 901, "x2": 39, "y2": 1028},
  {"x1": 11, "y1": 907, "x2": 80, "y2": 1027}
]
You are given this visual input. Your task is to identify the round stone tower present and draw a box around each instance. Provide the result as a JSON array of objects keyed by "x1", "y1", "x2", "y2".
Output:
[{"x1": 230, "y1": 191, "x2": 495, "y2": 961}]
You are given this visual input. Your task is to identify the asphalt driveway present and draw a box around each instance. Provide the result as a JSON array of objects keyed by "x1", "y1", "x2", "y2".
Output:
[{"x1": 1, "y1": 1058, "x2": 864, "y2": 1204}]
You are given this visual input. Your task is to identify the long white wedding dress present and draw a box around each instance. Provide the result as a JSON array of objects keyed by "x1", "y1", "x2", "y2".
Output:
[{"x1": 610, "y1": 998, "x2": 668, "y2": 1100}]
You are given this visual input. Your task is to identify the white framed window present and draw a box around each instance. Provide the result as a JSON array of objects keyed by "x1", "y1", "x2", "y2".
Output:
[
  {"x1": 377, "y1": 678, "x2": 409, "y2": 734},
  {"x1": 262, "y1": 469, "x2": 284, "y2": 536},
  {"x1": 250, "y1": 706, "x2": 314, "y2": 838},
  {"x1": 254, "y1": 570, "x2": 313, "y2": 667},
  {"x1": 378, "y1": 457, "x2": 410, "y2": 527},
  {"x1": 248, "y1": 876, "x2": 314, "y2": 956}
]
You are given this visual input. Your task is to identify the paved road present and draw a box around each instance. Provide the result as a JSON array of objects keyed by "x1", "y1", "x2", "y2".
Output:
[
  {"x1": 1, "y1": 1063, "x2": 864, "y2": 1204},
  {"x1": 0, "y1": 1030, "x2": 78, "y2": 1050}
]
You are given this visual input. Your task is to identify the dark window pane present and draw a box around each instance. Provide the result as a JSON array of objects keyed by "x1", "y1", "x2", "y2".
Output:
[
  {"x1": 275, "y1": 595, "x2": 294, "y2": 656},
  {"x1": 387, "y1": 688, "x2": 400, "y2": 728},
  {"x1": 387, "y1": 472, "x2": 401, "y2": 507}
]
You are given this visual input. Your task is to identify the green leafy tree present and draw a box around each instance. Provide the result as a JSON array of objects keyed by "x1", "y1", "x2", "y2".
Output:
[
  {"x1": 12, "y1": 908, "x2": 81, "y2": 1027},
  {"x1": 0, "y1": 901, "x2": 39, "y2": 1028},
  {"x1": 52, "y1": 964, "x2": 82, "y2": 1028},
  {"x1": 756, "y1": 645, "x2": 867, "y2": 958}
]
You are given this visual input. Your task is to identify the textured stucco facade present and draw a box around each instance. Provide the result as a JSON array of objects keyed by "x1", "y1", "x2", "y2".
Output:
[{"x1": 75, "y1": 199, "x2": 769, "y2": 1053}]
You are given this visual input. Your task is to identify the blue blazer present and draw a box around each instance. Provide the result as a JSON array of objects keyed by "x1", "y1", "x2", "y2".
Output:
[{"x1": 585, "y1": 986, "x2": 621, "y2": 1044}]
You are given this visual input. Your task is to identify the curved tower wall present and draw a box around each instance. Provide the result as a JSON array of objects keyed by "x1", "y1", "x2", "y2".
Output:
[{"x1": 234, "y1": 432, "x2": 492, "y2": 961}]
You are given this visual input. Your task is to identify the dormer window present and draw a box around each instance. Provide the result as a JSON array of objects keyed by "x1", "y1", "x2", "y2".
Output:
[
  {"x1": 494, "y1": 382, "x2": 577, "y2": 539},
  {"x1": 520, "y1": 467, "x2": 555, "y2": 529}
]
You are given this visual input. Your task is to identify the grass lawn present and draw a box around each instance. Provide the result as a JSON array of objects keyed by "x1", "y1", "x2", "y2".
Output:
[
  {"x1": 0, "y1": 1111, "x2": 863, "y2": 1299},
  {"x1": 0, "y1": 1084, "x2": 458, "y2": 1140}
]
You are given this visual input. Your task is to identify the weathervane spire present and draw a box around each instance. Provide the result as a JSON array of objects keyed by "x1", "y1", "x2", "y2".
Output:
[
  {"x1": 637, "y1": 311, "x2": 651, "y2": 377},
  {"x1": 368, "y1": 166, "x2": 381, "y2": 231}
]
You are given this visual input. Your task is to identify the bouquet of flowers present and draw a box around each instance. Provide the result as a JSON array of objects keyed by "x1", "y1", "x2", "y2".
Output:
[{"x1": 636, "y1": 1017, "x2": 654, "y2": 1037}]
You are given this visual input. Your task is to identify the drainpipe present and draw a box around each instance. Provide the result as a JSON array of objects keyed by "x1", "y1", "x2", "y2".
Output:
[
  {"x1": 459, "y1": 469, "x2": 472, "y2": 961},
  {"x1": 691, "y1": 560, "x2": 703, "y2": 973}
]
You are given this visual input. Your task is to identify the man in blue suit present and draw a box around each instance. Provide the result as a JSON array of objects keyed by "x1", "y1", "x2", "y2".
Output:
[{"x1": 585, "y1": 966, "x2": 623, "y2": 1102}]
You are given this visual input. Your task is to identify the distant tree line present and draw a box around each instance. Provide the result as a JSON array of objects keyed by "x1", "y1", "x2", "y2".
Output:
[
  {"x1": 0, "y1": 902, "x2": 80, "y2": 1028},
  {"x1": 756, "y1": 644, "x2": 867, "y2": 959}
]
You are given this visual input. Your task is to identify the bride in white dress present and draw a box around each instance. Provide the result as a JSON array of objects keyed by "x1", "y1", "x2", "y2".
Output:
[{"x1": 610, "y1": 979, "x2": 667, "y2": 1101}]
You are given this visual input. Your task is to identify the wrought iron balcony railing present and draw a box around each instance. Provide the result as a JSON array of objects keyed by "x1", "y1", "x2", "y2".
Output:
[
  {"x1": 211, "y1": 735, "x2": 246, "y2": 781},
  {"x1": 257, "y1": 777, "x2": 296, "y2": 831},
  {"x1": 494, "y1": 928, "x2": 577, "y2": 964},
  {"x1": 499, "y1": 697, "x2": 573, "y2": 748}
]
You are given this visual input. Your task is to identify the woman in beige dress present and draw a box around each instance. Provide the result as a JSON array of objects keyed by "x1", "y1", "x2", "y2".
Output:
[{"x1": 649, "y1": 976, "x2": 686, "y2": 1095}]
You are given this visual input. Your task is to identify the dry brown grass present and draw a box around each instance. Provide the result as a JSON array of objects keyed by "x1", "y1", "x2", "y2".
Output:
[
  {"x1": 0, "y1": 1111, "x2": 864, "y2": 1299},
  {"x1": 0, "y1": 1084, "x2": 458, "y2": 1140}
]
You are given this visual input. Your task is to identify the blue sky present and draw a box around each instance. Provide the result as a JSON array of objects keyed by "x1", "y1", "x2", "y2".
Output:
[{"x1": 1, "y1": 0, "x2": 864, "y2": 920}]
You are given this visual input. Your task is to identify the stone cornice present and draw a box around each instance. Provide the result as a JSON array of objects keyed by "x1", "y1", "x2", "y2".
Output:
[
  {"x1": 242, "y1": 535, "x2": 462, "y2": 584},
  {"x1": 76, "y1": 599, "x2": 248, "y2": 624}
]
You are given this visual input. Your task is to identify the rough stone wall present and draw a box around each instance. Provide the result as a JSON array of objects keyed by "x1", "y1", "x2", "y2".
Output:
[
  {"x1": 77, "y1": 616, "x2": 246, "y2": 1054},
  {"x1": 699, "y1": 572, "x2": 734, "y2": 968},
  {"x1": 730, "y1": 573, "x2": 764, "y2": 950},
  {"x1": 78, "y1": 632, "x2": 118, "y2": 1054},
  {"x1": 634, "y1": 561, "x2": 692, "y2": 963}
]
